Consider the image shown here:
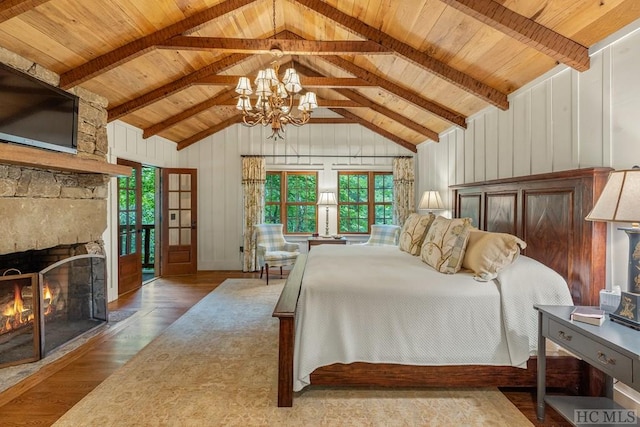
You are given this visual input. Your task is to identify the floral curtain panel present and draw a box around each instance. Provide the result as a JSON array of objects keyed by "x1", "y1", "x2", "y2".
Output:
[
  {"x1": 393, "y1": 157, "x2": 415, "y2": 227},
  {"x1": 242, "y1": 156, "x2": 265, "y2": 272}
]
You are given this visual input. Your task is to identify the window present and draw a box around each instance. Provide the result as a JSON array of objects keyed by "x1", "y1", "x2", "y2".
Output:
[
  {"x1": 265, "y1": 172, "x2": 318, "y2": 234},
  {"x1": 338, "y1": 172, "x2": 393, "y2": 233}
]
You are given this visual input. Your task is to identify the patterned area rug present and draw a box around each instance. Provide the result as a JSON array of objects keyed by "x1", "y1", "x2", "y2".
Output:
[{"x1": 53, "y1": 279, "x2": 532, "y2": 426}]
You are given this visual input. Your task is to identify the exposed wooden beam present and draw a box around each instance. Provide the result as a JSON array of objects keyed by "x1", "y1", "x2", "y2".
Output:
[
  {"x1": 440, "y1": 0, "x2": 589, "y2": 71},
  {"x1": 294, "y1": 62, "x2": 439, "y2": 141},
  {"x1": 321, "y1": 55, "x2": 467, "y2": 128},
  {"x1": 158, "y1": 36, "x2": 390, "y2": 55},
  {"x1": 197, "y1": 75, "x2": 373, "y2": 88},
  {"x1": 142, "y1": 90, "x2": 237, "y2": 139},
  {"x1": 59, "y1": 0, "x2": 258, "y2": 88},
  {"x1": 177, "y1": 116, "x2": 244, "y2": 150},
  {"x1": 0, "y1": 0, "x2": 51, "y2": 23},
  {"x1": 308, "y1": 117, "x2": 358, "y2": 124},
  {"x1": 331, "y1": 109, "x2": 417, "y2": 153},
  {"x1": 108, "y1": 53, "x2": 250, "y2": 122},
  {"x1": 293, "y1": 0, "x2": 508, "y2": 110}
]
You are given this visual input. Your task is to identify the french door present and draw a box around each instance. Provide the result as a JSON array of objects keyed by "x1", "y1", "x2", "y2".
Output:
[
  {"x1": 161, "y1": 168, "x2": 198, "y2": 276},
  {"x1": 117, "y1": 159, "x2": 142, "y2": 295}
]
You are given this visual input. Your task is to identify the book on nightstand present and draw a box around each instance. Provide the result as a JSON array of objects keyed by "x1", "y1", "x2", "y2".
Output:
[{"x1": 570, "y1": 306, "x2": 605, "y2": 326}]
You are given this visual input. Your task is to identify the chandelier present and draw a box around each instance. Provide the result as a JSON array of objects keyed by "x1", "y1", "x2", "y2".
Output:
[{"x1": 234, "y1": 0, "x2": 318, "y2": 140}]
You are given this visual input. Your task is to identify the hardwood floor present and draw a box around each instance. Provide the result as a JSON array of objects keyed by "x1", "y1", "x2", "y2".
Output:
[{"x1": 0, "y1": 271, "x2": 570, "y2": 426}]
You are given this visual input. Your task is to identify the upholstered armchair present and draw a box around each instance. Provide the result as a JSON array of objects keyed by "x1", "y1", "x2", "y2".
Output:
[
  {"x1": 359, "y1": 224, "x2": 401, "y2": 246},
  {"x1": 254, "y1": 224, "x2": 300, "y2": 285}
]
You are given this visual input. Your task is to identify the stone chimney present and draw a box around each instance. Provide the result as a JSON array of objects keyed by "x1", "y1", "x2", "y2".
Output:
[{"x1": 0, "y1": 47, "x2": 109, "y2": 256}]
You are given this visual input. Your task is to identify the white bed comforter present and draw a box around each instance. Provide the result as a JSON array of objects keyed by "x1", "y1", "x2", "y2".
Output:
[{"x1": 293, "y1": 245, "x2": 572, "y2": 391}]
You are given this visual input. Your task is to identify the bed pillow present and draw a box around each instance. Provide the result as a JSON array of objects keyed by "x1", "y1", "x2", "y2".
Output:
[
  {"x1": 398, "y1": 213, "x2": 436, "y2": 255},
  {"x1": 462, "y1": 230, "x2": 527, "y2": 282},
  {"x1": 420, "y1": 216, "x2": 473, "y2": 273}
]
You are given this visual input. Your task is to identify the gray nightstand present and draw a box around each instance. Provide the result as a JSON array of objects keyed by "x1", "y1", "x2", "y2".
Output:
[{"x1": 535, "y1": 305, "x2": 640, "y2": 425}]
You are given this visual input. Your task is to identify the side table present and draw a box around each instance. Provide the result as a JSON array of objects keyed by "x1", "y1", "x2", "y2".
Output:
[
  {"x1": 308, "y1": 236, "x2": 347, "y2": 251},
  {"x1": 535, "y1": 305, "x2": 640, "y2": 425}
]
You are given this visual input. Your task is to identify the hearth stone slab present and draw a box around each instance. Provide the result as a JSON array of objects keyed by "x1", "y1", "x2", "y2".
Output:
[{"x1": 0, "y1": 198, "x2": 106, "y2": 255}]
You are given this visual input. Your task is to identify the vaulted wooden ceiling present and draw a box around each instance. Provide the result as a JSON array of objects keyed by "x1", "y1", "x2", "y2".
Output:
[{"x1": 1, "y1": 0, "x2": 638, "y2": 152}]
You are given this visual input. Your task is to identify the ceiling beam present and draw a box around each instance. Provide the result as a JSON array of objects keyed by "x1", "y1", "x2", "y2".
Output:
[
  {"x1": 59, "y1": 0, "x2": 258, "y2": 89},
  {"x1": 0, "y1": 0, "x2": 51, "y2": 23},
  {"x1": 330, "y1": 109, "x2": 417, "y2": 153},
  {"x1": 293, "y1": 0, "x2": 508, "y2": 110},
  {"x1": 142, "y1": 89, "x2": 237, "y2": 139},
  {"x1": 196, "y1": 75, "x2": 373, "y2": 88},
  {"x1": 215, "y1": 98, "x2": 363, "y2": 108},
  {"x1": 108, "y1": 53, "x2": 250, "y2": 122},
  {"x1": 320, "y1": 55, "x2": 467, "y2": 128},
  {"x1": 157, "y1": 36, "x2": 390, "y2": 55},
  {"x1": 294, "y1": 62, "x2": 439, "y2": 141},
  {"x1": 440, "y1": 0, "x2": 589, "y2": 71},
  {"x1": 177, "y1": 116, "x2": 244, "y2": 151}
]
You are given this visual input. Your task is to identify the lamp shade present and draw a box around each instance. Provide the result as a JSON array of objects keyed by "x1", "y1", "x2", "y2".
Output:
[
  {"x1": 418, "y1": 190, "x2": 444, "y2": 211},
  {"x1": 585, "y1": 168, "x2": 640, "y2": 224},
  {"x1": 317, "y1": 191, "x2": 337, "y2": 206}
]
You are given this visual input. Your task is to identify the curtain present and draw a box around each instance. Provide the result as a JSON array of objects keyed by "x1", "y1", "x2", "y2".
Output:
[
  {"x1": 393, "y1": 157, "x2": 415, "y2": 227},
  {"x1": 242, "y1": 156, "x2": 265, "y2": 272}
]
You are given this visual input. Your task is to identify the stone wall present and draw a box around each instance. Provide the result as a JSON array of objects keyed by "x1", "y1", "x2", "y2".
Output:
[{"x1": 0, "y1": 47, "x2": 110, "y2": 255}]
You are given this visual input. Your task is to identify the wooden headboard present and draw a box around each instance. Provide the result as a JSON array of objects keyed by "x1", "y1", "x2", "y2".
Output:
[{"x1": 451, "y1": 167, "x2": 612, "y2": 306}]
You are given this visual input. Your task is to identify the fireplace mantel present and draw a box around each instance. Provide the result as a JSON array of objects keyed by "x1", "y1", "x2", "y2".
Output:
[{"x1": 0, "y1": 143, "x2": 131, "y2": 176}]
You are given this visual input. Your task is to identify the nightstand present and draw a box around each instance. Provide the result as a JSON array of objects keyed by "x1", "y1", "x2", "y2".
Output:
[
  {"x1": 535, "y1": 305, "x2": 640, "y2": 425},
  {"x1": 307, "y1": 236, "x2": 347, "y2": 251}
]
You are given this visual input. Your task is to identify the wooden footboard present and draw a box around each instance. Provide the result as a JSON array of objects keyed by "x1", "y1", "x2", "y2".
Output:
[{"x1": 272, "y1": 253, "x2": 307, "y2": 407}]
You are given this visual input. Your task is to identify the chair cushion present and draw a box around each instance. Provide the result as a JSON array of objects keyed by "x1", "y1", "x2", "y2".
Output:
[
  {"x1": 398, "y1": 213, "x2": 436, "y2": 255},
  {"x1": 420, "y1": 216, "x2": 472, "y2": 274},
  {"x1": 367, "y1": 224, "x2": 401, "y2": 246},
  {"x1": 263, "y1": 251, "x2": 299, "y2": 264}
]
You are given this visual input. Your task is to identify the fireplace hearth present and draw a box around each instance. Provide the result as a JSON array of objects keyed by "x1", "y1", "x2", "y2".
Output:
[{"x1": 0, "y1": 254, "x2": 107, "y2": 368}]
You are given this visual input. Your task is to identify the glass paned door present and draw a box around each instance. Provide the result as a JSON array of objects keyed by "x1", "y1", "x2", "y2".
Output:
[
  {"x1": 117, "y1": 159, "x2": 142, "y2": 295},
  {"x1": 161, "y1": 168, "x2": 197, "y2": 276}
]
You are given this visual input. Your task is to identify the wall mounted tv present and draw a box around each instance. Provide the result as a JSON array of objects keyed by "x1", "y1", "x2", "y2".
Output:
[{"x1": 0, "y1": 63, "x2": 79, "y2": 154}]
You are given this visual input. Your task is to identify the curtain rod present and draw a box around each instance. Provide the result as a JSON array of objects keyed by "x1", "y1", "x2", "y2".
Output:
[{"x1": 241, "y1": 155, "x2": 413, "y2": 158}]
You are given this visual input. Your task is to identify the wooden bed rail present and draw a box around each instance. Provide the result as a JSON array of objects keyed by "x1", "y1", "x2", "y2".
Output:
[{"x1": 272, "y1": 253, "x2": 307, "y2": 407}]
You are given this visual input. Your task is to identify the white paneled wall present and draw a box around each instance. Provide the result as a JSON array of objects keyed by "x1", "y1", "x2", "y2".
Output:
[
  {"x1": 417, "y1": 21, "x2": 640, "y2": 291},
  {"x1": 104, "y1": 121, "x2": 180, "y2": 302},
  {"x1": 178, "y1": 123, "x2": 411, "y2": 270}
]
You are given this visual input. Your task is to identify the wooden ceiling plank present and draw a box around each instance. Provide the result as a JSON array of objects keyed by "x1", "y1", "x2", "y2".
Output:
[
  {"x1": 177, "y1": 115, "x2": 244, "y2": 150},
  {"x1": 158, "y1": 36, "x2": 391, "y2": 55},
  {"x1": 440, "y1": 0, "x2": 589, "y2": 71},
  {"x1": 142, "y1": 89, "x2": 237, "y2": 139},
  {"x1": 0, "y1": 0, "x2": 52, "y2": 23},
  {"x1": 108, "y1": 53, "x2": 250, "y2": 122},
  {"x1": 294, "y1": 62, "x2": 440, "y2": 141},
  {"x1": 321, "y1": 55, "x2": 467, "y2": 129},
  {"x1": 196, "y1": 75, "x2": 373, "y2": 88},
  {"x1": 293, "y1": 0, "x2": 508, "y2": 110},
  {"x1": 330, "y1": 108, "x2": 417, "y2": 153},
  {"x1": 213, "y1": 98, "x2": 362, "y2": 108},
  {"x1": 59, "y1": 0, "x2": 258, "y2": 89}
]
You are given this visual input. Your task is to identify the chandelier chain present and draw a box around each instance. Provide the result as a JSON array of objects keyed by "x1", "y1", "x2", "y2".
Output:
[{"x1": 272, "y1": 0, "x2": 276, "y2": 39}]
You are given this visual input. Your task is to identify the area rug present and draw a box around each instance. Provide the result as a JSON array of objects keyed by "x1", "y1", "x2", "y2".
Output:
[{"x1": 53, "y1": 279, "x2": 532, "y2": 426}]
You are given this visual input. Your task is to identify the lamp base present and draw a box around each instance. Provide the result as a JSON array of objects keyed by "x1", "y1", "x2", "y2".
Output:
[
  {"x1": 619, "y1": 226, "x2": 640, "y2": 293},
  {"x1": 609, "y1": 291, "x2": 640, "y2": 330}
]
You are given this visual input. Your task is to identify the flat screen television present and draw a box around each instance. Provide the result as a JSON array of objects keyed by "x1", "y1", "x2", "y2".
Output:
[{"x1": 0, "y1": 63, "x2": 79, "y2": 154}]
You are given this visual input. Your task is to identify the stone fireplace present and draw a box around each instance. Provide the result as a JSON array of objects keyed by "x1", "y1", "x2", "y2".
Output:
[{"x1": 0, "y1": 48, "x2": 120, "y2": 367}]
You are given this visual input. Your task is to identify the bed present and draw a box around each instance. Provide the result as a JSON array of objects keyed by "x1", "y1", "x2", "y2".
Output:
[{"x1": 273, "y1": 167, "x2": 612, "y2": 407}]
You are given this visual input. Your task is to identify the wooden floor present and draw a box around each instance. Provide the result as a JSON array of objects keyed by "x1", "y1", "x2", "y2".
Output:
[{"x1": 0, "y1": 271, "x2": 570, "y2": 426}]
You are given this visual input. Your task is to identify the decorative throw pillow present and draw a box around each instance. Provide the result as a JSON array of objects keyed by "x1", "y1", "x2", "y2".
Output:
[
  {"x1": 462, "y1": 230, "x2": 527, "y2": 281},
  {"x1": 398, "y1": 213, "x2": 436, "y2": 255},
  {"x1": 420, "y1": 216, "x2": 473, "y2": 273}
]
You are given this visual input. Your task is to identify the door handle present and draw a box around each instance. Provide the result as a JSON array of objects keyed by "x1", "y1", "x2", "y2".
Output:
[{"x1": 191, "y1": 222, "x2": 197, "y2": 230}]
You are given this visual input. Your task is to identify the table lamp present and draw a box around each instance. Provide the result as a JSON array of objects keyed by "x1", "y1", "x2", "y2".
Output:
[
  {"x1": 585, "y1": 166, "x2": 640, "y2": 330},
  {"x1": 317, "y1": 191, "x2": 337, "y2": 237},
  {"x1": 418, "y1": 190, "x2": 444, "y2": 214}
]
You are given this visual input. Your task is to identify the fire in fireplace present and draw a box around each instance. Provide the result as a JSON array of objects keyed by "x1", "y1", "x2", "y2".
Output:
[{"x1": 0, "y1": 254, "x2": 107, "y2": 368}]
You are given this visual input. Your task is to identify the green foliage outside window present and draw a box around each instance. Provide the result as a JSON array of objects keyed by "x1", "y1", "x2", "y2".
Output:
[
  {"x1": 338, "y1": 172, "x2": 393, "y2": 233},
  {"x1": 265, "y1": 172, "x2": 317, "y2": 233}
]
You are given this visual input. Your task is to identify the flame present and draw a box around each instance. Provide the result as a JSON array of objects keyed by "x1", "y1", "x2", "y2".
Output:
[
  {"x1": 43, "y1": 282, "x2": 54, "y2": 315},
  {"x1": 2, "y1": 284, "x2": 26, "y2": 331}
]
